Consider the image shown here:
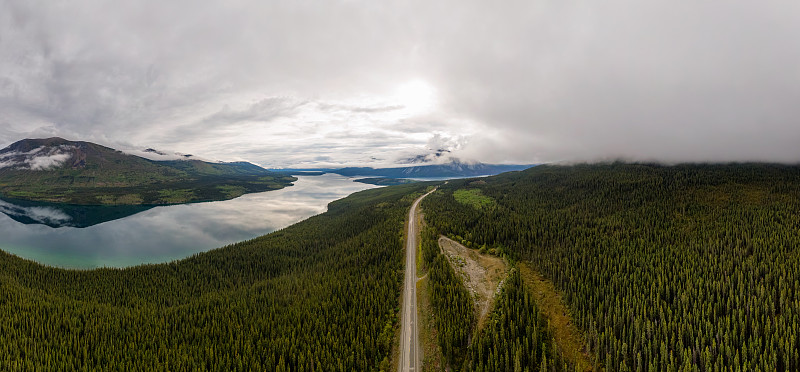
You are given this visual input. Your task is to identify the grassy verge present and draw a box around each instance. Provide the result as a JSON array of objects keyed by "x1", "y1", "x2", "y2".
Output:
[
  {"x1": 418, "y1": 276, "x2": 446, "y2": 371},
  {"x1": 416, "y1": 210, "x2": 427, "y2": 277},
  {"x1": 388, "y1": 307, "x2": 401, "y2": 372}
]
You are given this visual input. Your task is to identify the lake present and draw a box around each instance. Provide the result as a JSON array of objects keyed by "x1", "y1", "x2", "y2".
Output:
[{"x1": 0, "y1": 174, "x2": 379, "y2": 269}]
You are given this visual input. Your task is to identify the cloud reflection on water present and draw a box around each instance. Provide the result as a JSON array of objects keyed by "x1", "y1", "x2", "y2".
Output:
[
  {"x1": 0, "y1": 199, "x2": 74, "y2": 226},
  {"x1": 0, "y1": 174, "x2": 378, "y2": 269}
]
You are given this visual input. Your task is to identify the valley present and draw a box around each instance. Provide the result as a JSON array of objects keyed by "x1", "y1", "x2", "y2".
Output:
[
  {"x1": 0, "y1": 182, "x2": 434, "y2": 370},
  {"x1": 3, "y1": 162, "x2": 800, "y2": 371}
]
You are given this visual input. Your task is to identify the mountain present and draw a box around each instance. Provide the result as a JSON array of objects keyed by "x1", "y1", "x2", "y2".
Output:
[
  {"x1": 276, "y1": 160, "x2": 534, "y2": 179},
  {"x1": 0, "y1": 138, "x2": 295, "y2": 205},
  {"x1": 333, "y1": 161, "x2": 533, "y2": 178},
  {"x1": 400, "y1": 148, "x2": 452, "y2": 164},
  {"x1": 353, "y1": 177, "x2": 419, "y2": 186},
  {"x1": 158, "y1": 159, "x2": 277, "y2": 177}
]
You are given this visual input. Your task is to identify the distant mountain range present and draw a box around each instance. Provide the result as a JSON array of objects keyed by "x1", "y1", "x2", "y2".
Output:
[
  {"x1": 353, "y1": 177, "x2": 420, "y2": 186},
  {"x1": 275, "y1": 160, "x2": 535, "y2": 179},
  {"x1": 0, "y1": 137, "x2": 533, "y2": 204},
  {"x1": 0, "y1": 138, "x2": 295, "y2": 205}
]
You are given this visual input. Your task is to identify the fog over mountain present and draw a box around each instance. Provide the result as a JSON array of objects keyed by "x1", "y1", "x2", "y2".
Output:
[{"x1": 2, "y1": 1, "x2": 799, "y2": 166}]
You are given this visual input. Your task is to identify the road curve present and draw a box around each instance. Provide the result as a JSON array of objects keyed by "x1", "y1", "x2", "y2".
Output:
[{"x1": 399, "y1": 188, "x2": 435, "y2": 372}]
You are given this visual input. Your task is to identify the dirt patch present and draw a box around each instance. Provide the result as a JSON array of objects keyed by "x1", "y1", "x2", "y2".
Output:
[
  {"x1": 438, "y1": 236, "x2": 508, "y2": 329},
  {"x1": 519, "y1": 262, "x2": 596, "y2": 371}
]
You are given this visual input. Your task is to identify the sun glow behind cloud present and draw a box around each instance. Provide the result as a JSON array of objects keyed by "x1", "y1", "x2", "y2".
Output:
[
  {"x1": 5, "y1": 0, "x2": 800, "y2": 166},
  {"x1": 393, "y1": 80, "x2": 437, "y2": 115}
]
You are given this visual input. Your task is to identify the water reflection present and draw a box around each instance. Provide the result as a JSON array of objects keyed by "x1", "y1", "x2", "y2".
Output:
[
  {"x1": 0, "y1": 198, "x2": 154, "y2": 228},
  {"x1": 0, "y1": 174, "x2": 378, "y2": 269}
]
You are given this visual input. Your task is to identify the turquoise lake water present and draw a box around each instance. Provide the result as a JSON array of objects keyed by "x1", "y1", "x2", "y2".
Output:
[{"x1": 0, "y1": 174, "x2": 377, "y2": 269}]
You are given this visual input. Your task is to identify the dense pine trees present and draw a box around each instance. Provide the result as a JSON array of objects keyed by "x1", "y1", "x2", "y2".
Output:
[
  {"x1": 0, "y1": 183, "x2": 430, "y2": 371},
  {"x1": 420, "y1": 226, "x2": 475, "y2": 367},
  {"x1": 422, "y1": 213, "x2": 571, "y2": 371},
  {"x1": 423, "y1": 163, "x2": 800, "y2": 371},
  {"x1": 466, "y1": 269, "x2": 572, "y2": 372}
]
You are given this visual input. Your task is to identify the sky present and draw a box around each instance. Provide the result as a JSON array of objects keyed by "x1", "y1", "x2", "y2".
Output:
[{"x1": 1, "y1": 0, "x2": 800, "y2": 167}]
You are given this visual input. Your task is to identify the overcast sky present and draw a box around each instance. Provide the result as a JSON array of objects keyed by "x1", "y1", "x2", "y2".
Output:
[{"x1": 2, "y1": 0, "x2": 800, "y2": 167}]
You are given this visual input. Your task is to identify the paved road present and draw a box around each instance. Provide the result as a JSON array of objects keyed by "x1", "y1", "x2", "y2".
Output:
[{"x1": 399, "y1": 189, "x2": 435, "y2": 372}]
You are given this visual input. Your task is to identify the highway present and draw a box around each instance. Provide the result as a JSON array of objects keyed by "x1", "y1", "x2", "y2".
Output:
[{"x1": 398, "y1": 189, "x2": 434, "y2": 372}]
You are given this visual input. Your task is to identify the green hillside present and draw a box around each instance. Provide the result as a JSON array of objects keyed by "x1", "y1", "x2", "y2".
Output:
[
  {"x1": 422, "y1": 163, "x2": 800, "y2": 371},
  {"x1": 0, "y1": 138, "x2": 295, "y2": 205},
  {"x1": 0, "y1": 182, "x2": 432, "y2": 370}
]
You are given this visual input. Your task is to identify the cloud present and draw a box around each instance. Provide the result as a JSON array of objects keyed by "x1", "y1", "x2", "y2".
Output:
[
  {"x1": 200, "y1": 97, "x2": 307, "y2": 127},
  {"x1": 0, "y1": 200, "x2": 73, "y2": 226},
  {"x1": 26, "y1": 151, "x2": 71, "y2": 170},
  {"x1": 317, "y1": 103, "x2": 405, "y2": 114},
  {"x1": 0, "y1": 145, "x2": 75, "y2": 170},
  {"x1": 1, "y1": 0, "x2": 800, "y2": 166},
  {"x1": 419, "y1": 1, "x2": 800, "y2": 163}
]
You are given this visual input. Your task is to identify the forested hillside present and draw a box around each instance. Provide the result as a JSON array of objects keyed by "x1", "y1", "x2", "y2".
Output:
[
  {"x1": 0, "y1": 138, "x2": 295, "y2": 205},
  {"x1": 0, "y1": 182, "x2": 431, "y2": 371},
  {"x1": 423, "y1": 163, "x2": 800, "y2": 371}
]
